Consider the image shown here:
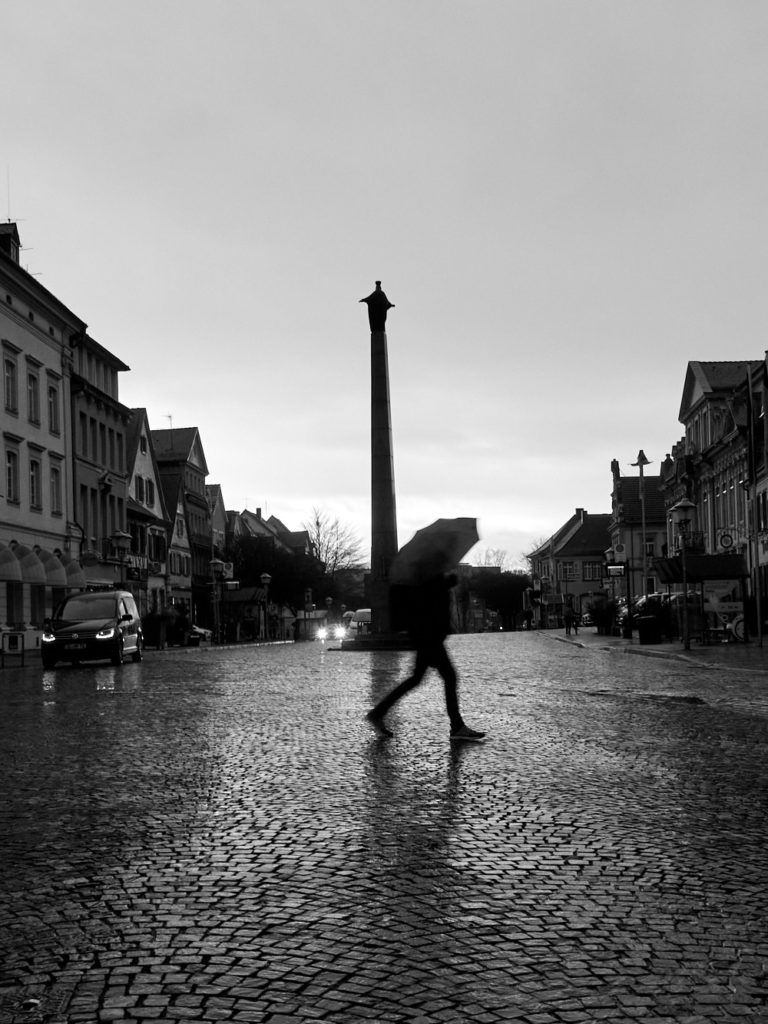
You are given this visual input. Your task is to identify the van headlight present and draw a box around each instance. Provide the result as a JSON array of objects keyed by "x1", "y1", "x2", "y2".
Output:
[{"x1": 96, "y1": 626, "x2": 116, "y2": 640}]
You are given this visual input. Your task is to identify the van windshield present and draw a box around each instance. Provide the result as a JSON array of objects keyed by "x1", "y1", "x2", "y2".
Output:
[{"x1": 58, "y1": 596, "x2": 118, "y2": 619}]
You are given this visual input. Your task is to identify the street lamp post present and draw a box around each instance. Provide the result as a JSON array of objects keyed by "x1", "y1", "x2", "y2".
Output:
[
  {"x1": 260, "y1": 572, "x2": 272, "y2": 640},
  {"x1": 632, "y1": 450, "x2": 651, "y2": 601},
  {"x1": 111, "y1": 530, "x2": 132, "y2": 588},
  {"x1": 670, "y1": 499, "x2": 695, "y2": 651}
]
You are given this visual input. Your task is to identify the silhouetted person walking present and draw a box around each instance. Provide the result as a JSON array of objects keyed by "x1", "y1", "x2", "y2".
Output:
[
  {"x1": 564, "y1": 606, "x2": 577, "y2": 636},
  {"x1": 366, "y1": 573, "x2": 485, "y2": 741}
]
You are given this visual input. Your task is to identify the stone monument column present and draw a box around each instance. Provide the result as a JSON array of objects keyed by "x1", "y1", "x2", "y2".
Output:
[{"x1": 360, "y1": 281, "x2": 398, "y2": 634}]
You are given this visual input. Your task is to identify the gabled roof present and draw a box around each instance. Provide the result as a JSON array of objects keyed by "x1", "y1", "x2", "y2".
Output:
[
  {"x1": 279, "y1": 530, "x2": 313, "y2": 556},
  {"x1": 157, "y1": 472, "x2": 183, "y2": 525},
  {"x1": 125, "y1": 408, "x2": 149, "y2": 467},
  {"x1": 151, "y1": 427, "x2": 209, "y2": 475},
  {"x1": 205, "y1": 484, "x2": 223, "y2": 510},
  {"x1": 126, "y1": 409, "x2": 171, "y2": 526},
  {"x1": 678, "y1": 360, "x2": 762, "y2": 423},
  {"x1": 0, "y1": 222, "x2": 20, "y2": 241},
  {"x1": 613, "y1": 475, "x2": 666, "y2": 525},
  {"x1": 528, "y1": 510, "x2": 611, "y2": 559},
  {"x1": 557, "y1": 514, "x2": 612, "y2": 557}
]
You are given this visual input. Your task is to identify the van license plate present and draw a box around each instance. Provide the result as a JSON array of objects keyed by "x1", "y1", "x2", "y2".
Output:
[{"x1": 65, "y1": 643, "x2": 86, "y2": 650}]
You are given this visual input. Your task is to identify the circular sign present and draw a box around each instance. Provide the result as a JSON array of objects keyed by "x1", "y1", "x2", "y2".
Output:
[
  {"x1": 730, "y1": 615, "x2": 746, "y2": 641},
  {"x1": 719, "y1": 532, "x2": 734, "y2": 549}
]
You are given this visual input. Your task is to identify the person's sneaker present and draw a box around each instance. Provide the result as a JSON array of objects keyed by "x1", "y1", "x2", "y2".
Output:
[
  {"x1": 450, "y1": 725, "x2": 486, "y2": 742},
  {"x1": 366, "y1": 710, "x2": 393, "y2": 738}
]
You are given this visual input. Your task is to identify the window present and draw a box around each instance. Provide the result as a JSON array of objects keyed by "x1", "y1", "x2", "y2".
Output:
[
  {"x1": 50, "y1": 464, "x2": 62, "y2": 515},
  {"x1": 27, "y1": 372, "x2": 40, "y2": 424},
  {"x1": 7, "y1": 580, "x2": 22, "y2": 626},
  {"x1": 140, "y1": 433, "x2": 147, "y2": 454},
  {"x1": 4, "y1": 357, "x2": 18, "y2": 413},
  {"x1": 30, "y1": 585, "x2": 45, "y2": 627},
  {"x1": 557, "y1": 561, "x2": 576, "y2": 581},
  {"x1": 29, "y1": 458, "x2": 42, "y2": 509},
  {"x1": 79, "y1": 485, "x2": 89, "y2": 542},
  {"x1": 583, "y1": 562, "x2": 603, "y2": 581},
  {"x1": 146, "y1": 479, "x2": 155, "y2": 506},
  {"x1": 6, "y1": 449, "x2": 19, "y2": 503},
  {"x1": 47, "y1": 384, "x2": 60, "y2": 434},
  {"x1": 136, "y1": 476, "x2": 145, "y2": 503}
]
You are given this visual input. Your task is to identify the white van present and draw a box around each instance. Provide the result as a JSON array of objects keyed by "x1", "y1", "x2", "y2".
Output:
[{"x1": 348, "y1": 608, "x2": 372, "y2": 635}]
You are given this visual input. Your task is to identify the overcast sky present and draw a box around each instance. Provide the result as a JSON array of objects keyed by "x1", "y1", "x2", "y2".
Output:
[{"x1": 5, "y1": 2, "x2": 768, "y2": 568}]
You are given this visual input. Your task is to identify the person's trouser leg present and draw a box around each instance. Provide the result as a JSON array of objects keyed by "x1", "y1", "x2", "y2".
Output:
[
  {"x1": 430, "y1": 644, "x2": 463, "y2": 731},
  {"x1": 371, "y1": 649, "x2": 429, "y2": 719}
]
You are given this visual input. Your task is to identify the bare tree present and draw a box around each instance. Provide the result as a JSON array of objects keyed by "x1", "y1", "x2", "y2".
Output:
[
  {"x1": 303, "y1": 507, "x2": 365, "y2": 578},
  {"x1": 474, "y1": 547, "x2": 508, "y2": 569}
]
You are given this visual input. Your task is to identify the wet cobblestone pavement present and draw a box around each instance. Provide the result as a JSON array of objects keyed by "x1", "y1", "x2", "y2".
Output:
[{"x1": 1, "y1": 632, "x2": 767, "y2": 1023}]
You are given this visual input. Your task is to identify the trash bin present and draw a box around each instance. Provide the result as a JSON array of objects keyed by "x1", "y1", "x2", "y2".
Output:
[{"x1": 637, "y1": 616, "x2": 661, "y2": 645}]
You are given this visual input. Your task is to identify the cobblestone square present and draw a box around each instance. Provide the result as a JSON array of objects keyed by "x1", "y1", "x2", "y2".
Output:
[{"x1": 1, "y1": 633, "x2": 767, "y2": 1022}]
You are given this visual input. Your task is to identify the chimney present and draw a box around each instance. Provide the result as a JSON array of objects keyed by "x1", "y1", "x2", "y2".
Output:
[
  {"x1": 256, "y1": 507, "x2": 262, "y2": 520},
  {"x1": 576, "y1": 508, "x2": 585, "y2": 523}
]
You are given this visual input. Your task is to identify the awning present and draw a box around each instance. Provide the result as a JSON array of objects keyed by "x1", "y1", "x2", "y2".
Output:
[
  {"x1": 0, "y1": 542, "x2": 87, "y2": 588},
  {"x1": 36, "y1": 548, "x2": 67, "y2": 586},
  {"x1": 10, "y1": 544, "x2": 46, "y2": 584},
  {"x1": 652, "y1": 553, "x2": 748, "y2": 585},
  {"x1": 58, "y1": 554, "x2": 87, "y2": 589},
  {"x1": 0, "y1": 543, "x2": 22, "y2": 582}
]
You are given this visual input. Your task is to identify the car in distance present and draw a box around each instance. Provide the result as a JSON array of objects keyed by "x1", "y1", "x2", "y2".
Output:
[
  {"x1": 316, "y1": 624, "x2": 347, "y2": 642},
  {"x1": 41, "y1": 589, "x2": 143, "y2": 669}
]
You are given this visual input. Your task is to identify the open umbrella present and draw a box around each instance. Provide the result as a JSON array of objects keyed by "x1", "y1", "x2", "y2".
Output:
[{"x1": 389, "y1": 517, "x2": 479, "y2": 585}]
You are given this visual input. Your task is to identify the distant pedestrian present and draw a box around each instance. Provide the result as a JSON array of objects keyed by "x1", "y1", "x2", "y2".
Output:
[
  {"x1": 523, "y1": 607, "x2": 534, "y2": 630},
  {"x1": 564, "y1": 606, "x2": 576, "y2": 636},
  {"x1": 366, "y1": 573, "x2": 485, "y2": 742}
]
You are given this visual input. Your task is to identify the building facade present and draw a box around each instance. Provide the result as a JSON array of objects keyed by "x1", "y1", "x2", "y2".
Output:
[
  {"x1": 126, "y1": 409, "x2": 171, "y2": 618},
  {"x1": 152, "y1": 427, "x2": 214, "y2": 627},
  {"x1": 70, "y1": 332, "x2": 132, "y2": 587},
  {"x1": 527, "y1": 509, "x2": 612, "y2": 626},
  {"x1": 608, "y1": 456, "x2": 667, "y2": 599},
  {"x1": 0, "y1": 223, "x2": 88, "y2": 646}
]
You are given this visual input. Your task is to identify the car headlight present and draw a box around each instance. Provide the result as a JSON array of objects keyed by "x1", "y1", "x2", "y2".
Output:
[
  {"x1": 41, "y1": 631, "x2": 56, "y2": 643},
  {"x1": 333, "y1": 626, "x2": 346, "y2": 640},
  {"x1": 316, "y1": 627, "x2": 328, "y2": 641},
  {"x1": 96, "y1": 626, "x2": 116, "y2": 640}
]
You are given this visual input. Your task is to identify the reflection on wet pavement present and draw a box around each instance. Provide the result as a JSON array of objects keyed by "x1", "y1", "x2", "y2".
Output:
[{"x1": 1, "y1": 633, "x2": 767, "y2": 1022}]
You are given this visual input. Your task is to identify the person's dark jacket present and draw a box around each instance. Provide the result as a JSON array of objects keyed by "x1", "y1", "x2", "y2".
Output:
[{"x1": 390, "y1": 574, "x2": 455, "y2": 643}]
